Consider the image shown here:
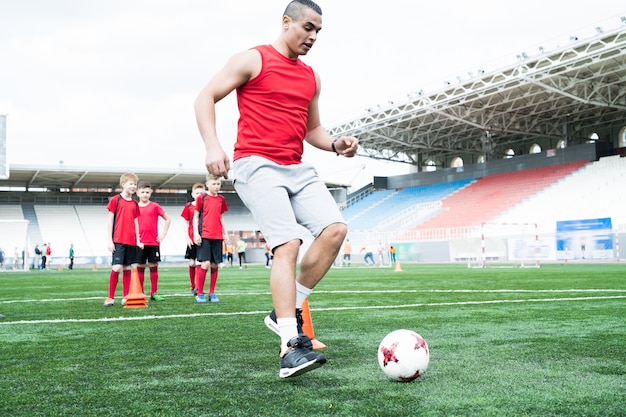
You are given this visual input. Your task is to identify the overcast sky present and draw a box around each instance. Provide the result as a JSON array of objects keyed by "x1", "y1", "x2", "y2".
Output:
[{"x1": 1, "y1": 1, "x2": 624, "y2": 190}]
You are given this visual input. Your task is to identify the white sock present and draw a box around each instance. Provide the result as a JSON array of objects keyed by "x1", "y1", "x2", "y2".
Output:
[
  {"x1": 295, "y1": 281, "x2": 312, "y2": 309},
  {"x1": 277, "y1": 317, "x2": 298, "y2": 349}
]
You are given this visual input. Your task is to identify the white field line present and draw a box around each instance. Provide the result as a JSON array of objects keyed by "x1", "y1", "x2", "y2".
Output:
[
  {"x1": 0, "y1": 294, "x2": 624, "y2": 326},
  {"x1": 1, "y1": 288, "x2": 625, "y2": 305}
]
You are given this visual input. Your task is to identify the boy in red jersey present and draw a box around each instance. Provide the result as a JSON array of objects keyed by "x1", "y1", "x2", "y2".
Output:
[
  {"x1": 194, "y1": 0, "x2": 358, "y2": 378},
  {"x1": 104, "y1": 173, "x2": 143, "y2": 307},
  {"x1": 136, "y1": 181, "x2": 172, "y2": 301},
  {"x1": 192, "y1": 174, "x2": 229, "y2": 303},
  {"x1": 181, "y1": 183, "x2": 205, "y2": 295}
]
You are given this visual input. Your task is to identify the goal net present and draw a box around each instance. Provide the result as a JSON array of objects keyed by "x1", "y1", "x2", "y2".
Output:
[
  {"x1": 0, "y1": 219, "x2": 30, "y2": 270},
  {"x1": 458, "y1": 222, "x2": 542, "y2": 268}
]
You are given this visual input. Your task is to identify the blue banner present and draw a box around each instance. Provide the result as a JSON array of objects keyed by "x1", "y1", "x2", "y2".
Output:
[{"x1": 556, "y1": 218, "x2": 613, "y2": 260}]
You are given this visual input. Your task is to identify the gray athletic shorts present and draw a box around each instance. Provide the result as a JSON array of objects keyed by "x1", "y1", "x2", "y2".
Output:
[{"x1": 232, "y1": 156, "x2": 345, "y2": 250}]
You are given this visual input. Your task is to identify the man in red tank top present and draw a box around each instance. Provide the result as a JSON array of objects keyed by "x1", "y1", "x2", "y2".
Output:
[{"x1": 194, "y1": 0, "x2": 358, "y2": 378}]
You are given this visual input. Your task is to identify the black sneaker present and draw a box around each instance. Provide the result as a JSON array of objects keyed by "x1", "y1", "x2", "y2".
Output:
[
  {"x1": 264, "y1": 308, "x2": 312, "y2": 349},
  {"x1": 279, "y1": 335, "x2": 326, "y2": 378}
]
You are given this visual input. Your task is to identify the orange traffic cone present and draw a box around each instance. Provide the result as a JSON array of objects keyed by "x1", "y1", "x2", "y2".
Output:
[
  {"x1": 124, "y1": 267, "x2": 148, "y2": 308},
  {"x1": 394, "y1": 260, "x2": 403, "y2": 272},
  {"x1": 58, "y1": 264, "x2": 63, "y2": 271},
  {"x1": 92, "y1": 264, "x2": 98, "y2": 272},
  {"x1": 301, "y1": 298, "x2": 326, "y2": 350}
]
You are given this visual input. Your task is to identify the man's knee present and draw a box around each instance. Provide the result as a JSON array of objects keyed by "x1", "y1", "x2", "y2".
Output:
[
  {"x1": 273, "y1": 239, "x2": 301, "y2": 260},
  {"x1": 322, "y1": 222, "x2": 347, "y2": 245}
]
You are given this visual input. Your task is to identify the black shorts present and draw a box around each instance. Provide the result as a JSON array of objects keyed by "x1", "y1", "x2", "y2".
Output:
[
  {"x1": 137, "y1": 245, "x2": 161, "y2": 264},
  {"x1": 197, "y1": 239, "x2": 223, "y2": 264},
  {"x1": 112, "y1": 243, "x2": 138, "y2": 266},
  {"x1": 185, "y1": 244, "x2": 198, "y2": 260}
]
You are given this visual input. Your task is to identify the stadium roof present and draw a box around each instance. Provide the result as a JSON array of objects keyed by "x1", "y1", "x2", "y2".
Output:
[
  {"x1": 328, "y1": 22, "x2": 626, "y2": 167},
  {"x1": 1, "y1": 164, "x2": 214, "y2": 192},
  {"x1": 0, "y1": 164, "x2": 349, "y2": 192}
]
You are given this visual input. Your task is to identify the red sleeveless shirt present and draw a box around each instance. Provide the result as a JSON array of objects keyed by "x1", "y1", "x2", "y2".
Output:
[{"x1": 234, "y1": 44, "x2": 316, "y2": 165}]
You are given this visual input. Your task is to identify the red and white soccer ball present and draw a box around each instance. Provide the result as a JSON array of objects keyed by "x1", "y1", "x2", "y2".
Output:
[{"x1": 378, "y1": 329, "x2": 429, "y2": 382}]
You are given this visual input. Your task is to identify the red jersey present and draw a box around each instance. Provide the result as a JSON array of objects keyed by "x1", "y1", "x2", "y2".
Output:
[
  {"x1": 195, "y1": 194, "x2": 228, "y2": 240},
  {"x1": 107, "y1": 194, "x2": 139, "y2": 246},
  {"x1": 138, "y1": 201, "x2": 165, "y2": 246},
  {"x1": 180, "y1": 201, "x2": 196, "y2": 240},
  {"x1": 234, "y1": 44, "x2": 316, "y2": 165}
]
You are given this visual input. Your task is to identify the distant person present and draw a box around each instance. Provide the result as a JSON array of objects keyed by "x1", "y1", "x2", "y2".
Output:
[
  {"x1": 264, "y1": 242, "x2": 273, "y2": 268},
  {"x1": 361, "y1": 244, "x2": 375, "y2": 266},
  {"x1": 136, "y1": 181, "x2": 172, "y2": 301},
  {"x1": 193, "y1": 174, "x2": 229, "y2": 303},
  {"x1": 68, "y1": 244, "x2": 74, "y2": 270},
  {"x1": 181, "y1": 183, "x2": 206, "y2": 295},
  {"x1": 0, "y1": 247, "x2": 5, "y2": 269},
  {"x1": 194, "y1": 0, "x2": 358, "y2": 378},
  {"x1": 45, "y1": 243, "x2": 52, "y2": 269},
  {"x1": 226, "y1": 241, "x2": 234, "y2": 267},
  {"x1": 221, "y1": 240, "x2": 227, "y2": 267},
  {"x1": 104, "y1": 173, "x2": 142, "y2": 307},
  {"x1": 14, "y1": 246, "x2": 20, "y2": 269},
  {"x1": 389, "y1": 245, "x2": 397, "y2": 264},
  {"x1": 33, "y1": 243, "x2": 42, "y2": 269},
  {"x1": 342, "y1": 239, "x2": 352, "y2": 266},
  {"x1": 41, "y1": 243, "x2": 48, "y2": 270},
  {"x1": 377, "y1": 242, "x2": 384, "y2": 266},
  {"x1": 236, "y1": 238, "x2": 246, "y2": 269}
]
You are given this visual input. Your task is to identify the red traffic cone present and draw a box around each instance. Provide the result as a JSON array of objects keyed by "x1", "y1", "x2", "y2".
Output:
[
  {"x1": 301, "y1": 298, "x2": 326, "y2": 350},
  {"x1": 124, "y1": 267, "x2": 148, "y2": 308}
]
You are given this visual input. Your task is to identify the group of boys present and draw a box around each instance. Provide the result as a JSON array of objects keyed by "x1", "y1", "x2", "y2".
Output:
[
  {"x1": 103, "y1": 173, "x2": 172, "y2": 307},
  {"x1": 104, "y1": 172, "x2": 228, "y2": 307},
  {"x1": 180, "y1": 176, "x2": 229, "y2": 303}
]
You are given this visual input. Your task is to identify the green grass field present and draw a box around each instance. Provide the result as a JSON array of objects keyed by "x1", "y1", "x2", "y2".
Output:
[{"x1": 1, "y1": 263, "x2": 624, "y2": 416}]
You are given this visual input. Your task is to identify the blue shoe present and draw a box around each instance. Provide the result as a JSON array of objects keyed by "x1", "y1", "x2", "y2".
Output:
[
  {"x1": 195, "y1": 294, "x2": 207, "y2": 303},
  {"x1": 209, "y1": 293, "x2": 219, "y2": 303}
]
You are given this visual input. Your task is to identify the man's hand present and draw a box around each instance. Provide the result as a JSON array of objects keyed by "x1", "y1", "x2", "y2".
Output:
[
  {"x1": 205, "y1": 143, "x2": 231, "y2": 179},
  {"x1": 335, "y1": 136, "x2": 359, "y2": 157}
]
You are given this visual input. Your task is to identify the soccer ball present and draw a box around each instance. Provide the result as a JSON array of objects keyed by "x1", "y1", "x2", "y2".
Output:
[{"x1": 378, "y1": 329, "x2": 429, "y2": 382}]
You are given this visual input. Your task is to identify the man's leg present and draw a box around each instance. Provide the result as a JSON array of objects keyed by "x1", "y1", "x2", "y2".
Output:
[
  {"x1": 270, "y1": 239, "x2": 300, "y2": 326},
  {"x1": 296, "y1": 222, "x2": 347, "y2": 290},
  {"x1": 271, "y1": 239, "x2": 327, "y2": 378}
]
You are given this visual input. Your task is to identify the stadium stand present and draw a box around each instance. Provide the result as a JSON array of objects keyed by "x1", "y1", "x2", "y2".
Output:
[
  {"x1": 35, "y1": 205, "x2": 90, "y2": 260},
  {"x1": 494, "y1": 155, "x2": 626, "y2": 233},
  {"x1": 413, "y1": 161, "x2": 589, "y2": 231},
  {"x1": 345, "y1": 179, "x2": 473, "y2": 231},
  {"x1": 1, "y1": 153, "x2": 624, "y2": 265}
]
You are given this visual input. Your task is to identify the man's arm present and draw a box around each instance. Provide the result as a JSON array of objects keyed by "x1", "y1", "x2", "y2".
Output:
[{"x1": 194, "y1": 49, "x2": 261, "y2": 179}]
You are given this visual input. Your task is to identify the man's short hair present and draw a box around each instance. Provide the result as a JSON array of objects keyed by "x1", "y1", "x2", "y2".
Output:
[{"x1": 284, "y1": 0, "x2": 322, "y2": 18}]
